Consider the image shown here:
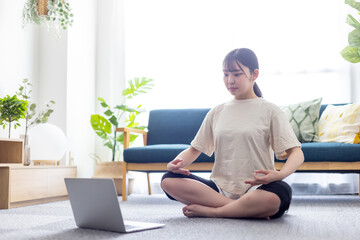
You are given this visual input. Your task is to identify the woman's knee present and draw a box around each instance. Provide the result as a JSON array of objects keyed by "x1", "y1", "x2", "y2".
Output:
[
  {"x1": 160, "y1": 172, "x2": 178, "y2": 191},
  {"x1": 260, "y1": 192, "x2": 281, "y2": 214},
  {"x1": 243, "y1": 190, "x2": 281, "y2": 210},
  {"x1": 266, "y1": 193, "x2": 281, "y2": 209}
]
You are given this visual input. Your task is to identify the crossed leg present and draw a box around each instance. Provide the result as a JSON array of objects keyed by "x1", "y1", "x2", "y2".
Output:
[
  {"x1": 161, "y1": 177, "x2": 281, "y2": 219},
  {"x1": 161, "y1": 177, "x2": 233, "y2": 207}
]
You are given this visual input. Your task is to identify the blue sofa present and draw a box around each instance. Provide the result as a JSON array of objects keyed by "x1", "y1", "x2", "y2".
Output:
[{"x1": 119, "y1": 105, "x2": 360, "y2": 201}]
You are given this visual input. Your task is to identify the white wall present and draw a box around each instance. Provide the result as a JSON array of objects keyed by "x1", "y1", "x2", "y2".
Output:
[
  {"x1": 95, "y1": 0, "x2": 126, "y2": 162},
  {"x1": 37, "y1": 29, "x2": 67, "y2": 133},
  {"x1": 0, "y1": 0, "x2": 69, "y2": 163},
  {"x1": 351, "y1": 65, "x2": 360, "y2": 103},
  {"x1": 0, "y1": 0, "x2": 39, "y2": 139},
  {"x1": 66, "y1": 0, "x2": 98, "y2": 177},
  {"x1": 0, "y1": 0, "x2": 126, "y2": 178}
]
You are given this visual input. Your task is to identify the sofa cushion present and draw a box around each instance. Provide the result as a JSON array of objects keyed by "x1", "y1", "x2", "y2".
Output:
[
  {"x1": 125, "y1": 142, "x2": 360, "y2": 165},
  {"x1": 318, "y1": 104, "x2": 360, "y2": 144},
  {"x1": 124, "y1": 144, "x2": 214, "y2": 164},
  {"x1": 279, "y1": 98, "x2": 322, "y2": 142},
  {"x1": 276, "y1": 142, "x2": 360, "y2": 162},
  {"x1": 147, "y1": 109, "x2": 210, "y2": 145}
]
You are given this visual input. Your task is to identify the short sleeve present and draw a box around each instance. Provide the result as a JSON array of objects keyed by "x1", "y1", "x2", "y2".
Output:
[
  {"x1": 270, "y1": 108, "x2": 301, "y2": 160},
  {"x1": 190, "y1": 107, "x2": 216, "y2": 157}
]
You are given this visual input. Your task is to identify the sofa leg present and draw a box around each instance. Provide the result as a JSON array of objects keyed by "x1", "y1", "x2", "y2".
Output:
[
  {"x1": 147, "y1": 172, "x2": 152, "y2": 195},
  {"x1": 122, "y1": 162, "x2": 127, "y2": 201}
]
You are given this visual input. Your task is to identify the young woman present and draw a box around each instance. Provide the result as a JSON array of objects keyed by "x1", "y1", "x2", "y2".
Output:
[{"x1": 160, "y1": 48, "x2": 304, "y2": 220}]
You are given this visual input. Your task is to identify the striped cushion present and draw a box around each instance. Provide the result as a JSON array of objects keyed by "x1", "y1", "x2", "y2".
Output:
[{"x1": 279, "y1": 98, "x2": 322, "y2": 142}]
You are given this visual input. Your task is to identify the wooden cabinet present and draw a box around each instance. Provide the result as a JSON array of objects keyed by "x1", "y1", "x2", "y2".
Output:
[
  {"x1": 0, "y1": 166, "x2": 77, "y2": 209},
  {"x1": 0, "y1": 139, "x2": 23, "y2": 165}
]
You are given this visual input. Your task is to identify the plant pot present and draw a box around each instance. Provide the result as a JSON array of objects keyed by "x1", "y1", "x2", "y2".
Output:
[
  {"x1": 92, "y1": 161, "x2": 134, "y2": 196},
  {"x1": 37, "y1": 0, "x2": 49, "y2": 16}
]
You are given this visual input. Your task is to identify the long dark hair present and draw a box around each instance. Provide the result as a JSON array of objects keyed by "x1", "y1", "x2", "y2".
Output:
[{"x1": 223, "y1": 48, "x2": 263, "y2": 98}]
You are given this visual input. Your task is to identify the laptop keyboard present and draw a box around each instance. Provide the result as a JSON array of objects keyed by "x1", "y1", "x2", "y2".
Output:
[{"x1": 124, "y1": 224, "x2": 139, "y2": 230}]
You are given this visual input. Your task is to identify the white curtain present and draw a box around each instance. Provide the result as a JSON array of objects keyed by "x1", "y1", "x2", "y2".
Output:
[{"x1": 123, "y1": 0, "x2": 358, "y2": 195}]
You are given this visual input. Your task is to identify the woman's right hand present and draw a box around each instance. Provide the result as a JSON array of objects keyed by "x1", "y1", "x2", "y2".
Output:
[{"x1": 167, "y1": 158, "x2": 191, "y2": 175}]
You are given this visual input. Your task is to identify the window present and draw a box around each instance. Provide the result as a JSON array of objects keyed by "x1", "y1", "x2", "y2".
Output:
[
  {"x1": 124, "y1": 0, "x2": 355, "y2": 194},
  {"x1": 124, "y1": 0, "x2": 350, "y2": 112}
]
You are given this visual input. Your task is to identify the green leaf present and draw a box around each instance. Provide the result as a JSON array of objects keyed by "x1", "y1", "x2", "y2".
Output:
[
  {"x1": 122, "y1": 77, "x2": 154, "y2": 98},
  {"x1": 29, "y1": 103, "x2": 36, "y2": 111},
  {"x1": 114, "y1": 104, "x2": 140, "y2": 113},
  {"x1": 346, "y1": 14, "x2": 360, "y2": 29},
  {"x1": 129, "y1": 135, "x2": 139, "y2": 143},
  {"x1": 341, "y1": 46, "x2": 360, "y2": 63},
  {"x1": 104, "y1": 140, "x2": 113, "y2": 149},
  {"x1": 130, "y1": 80, "x2": 135, "y2": 90},
  {"x1": 349, "y1": 29, "x2": 360, "y2": 47},
  {"x1": 104, "y1": 109, "x2": 113, "y2": 116},
  {"x1": 41, "y1": 117, "x2": 48, "y2": 123},
  {"x1": 90, "y1": 114, "x2": 112, "y2": 139},
  {"x1": 108, "y1": 115, "x2": 118, "y2": 126},
  {"x1": 98, "y1": 97, "x2": 110, "y2": 108},
  {"x1": 116, "y1": 133, "x2": 124, "y2": 143},
  {"x1": 346, "y1": 0, "x2": 360, "y2": 11}
]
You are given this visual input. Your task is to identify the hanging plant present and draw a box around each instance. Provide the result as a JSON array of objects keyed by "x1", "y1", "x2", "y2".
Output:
[{"x1": 22, "y1": 0, "x2": 74, "y2": 35}]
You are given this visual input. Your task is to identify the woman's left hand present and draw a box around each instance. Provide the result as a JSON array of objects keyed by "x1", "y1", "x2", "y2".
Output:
[{"x1": 244, "y1": 169, "x2": 283, "y2": 186}]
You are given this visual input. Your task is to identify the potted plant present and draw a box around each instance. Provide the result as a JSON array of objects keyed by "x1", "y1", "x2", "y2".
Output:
[
  {"x1": 341, "y1": 0, "x2": 360, "y2": 63},
  {"x1": 22, "y1": 0, "x2": 74, "y2": 36},
  {"x1": 16, "y1": 79, "x2": 56, "y2": 165},
  {"x1": 90, "y1": 77, "x2": 154, "y2": 195},
  {"x1": 0, "y1": 95, "x2": 28, "y2": 138}
]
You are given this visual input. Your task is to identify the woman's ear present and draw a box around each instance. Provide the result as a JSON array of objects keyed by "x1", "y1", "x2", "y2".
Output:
[{"x1": 252, "y1": 69, "x2": 259, "y2": 81}]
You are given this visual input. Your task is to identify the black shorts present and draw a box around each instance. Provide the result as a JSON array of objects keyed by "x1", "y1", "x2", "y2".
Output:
[
  {"x1": 161, "y1": 172, "x2": 292, "y2": 219},
  {"x1": 257, "y1": 180, "x2": 292, "y2": 219}
]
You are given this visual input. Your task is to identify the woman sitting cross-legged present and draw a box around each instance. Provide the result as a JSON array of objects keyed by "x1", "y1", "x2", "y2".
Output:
[{"x1": 161, "y1": 48, "x2": 304, "y2": 220}]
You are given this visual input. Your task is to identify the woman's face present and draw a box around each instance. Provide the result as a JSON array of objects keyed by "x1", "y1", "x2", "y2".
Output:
[{"x1": 223, "y1": 62, "x2": 258, "y2": 100}]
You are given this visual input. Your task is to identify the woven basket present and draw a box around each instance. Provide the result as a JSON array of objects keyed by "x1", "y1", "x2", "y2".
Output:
[{"x1": 37, "y1": 0, "x2": 49, "y2": 16}]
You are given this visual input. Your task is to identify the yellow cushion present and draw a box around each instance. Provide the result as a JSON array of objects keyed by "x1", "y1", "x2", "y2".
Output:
[{"x1": 318, "y1": 104, "x2": 360, "y2": 144}]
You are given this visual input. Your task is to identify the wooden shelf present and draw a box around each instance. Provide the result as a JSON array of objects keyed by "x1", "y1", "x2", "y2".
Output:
[
  {"x1": 0, "y1": 139, "x2": 23, "y2": 165},
  {"x1": 0, "y1": 165, "x2": 77, "y2": 209}
]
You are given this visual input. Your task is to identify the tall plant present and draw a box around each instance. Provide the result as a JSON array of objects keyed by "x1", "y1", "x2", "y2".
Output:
[
  {"x1": 341, "y1": 0, "x2": 360, "y2": 63},
  {"x1": 90, "y1": 77, "x2": 154, "y2": 162},
  {"x1": 16, "y1": 79, "x2": 56, "y2": 144},
  {"x1": 0, "y1": 95, "x2": 28, "y2": 138}
]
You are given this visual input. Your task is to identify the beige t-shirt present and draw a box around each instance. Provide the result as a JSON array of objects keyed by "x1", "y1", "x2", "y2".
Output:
[{"x1": 191, "y1": 98, "x2": 301, "y2": 196}]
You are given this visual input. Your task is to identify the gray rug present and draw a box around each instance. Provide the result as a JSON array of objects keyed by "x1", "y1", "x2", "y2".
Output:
[{"x1": 0, "y1": 194, "x2": 360, "y2": 240}]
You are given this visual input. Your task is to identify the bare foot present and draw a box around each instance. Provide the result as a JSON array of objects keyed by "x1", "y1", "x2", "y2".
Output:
[{"x1": 182, "y1": 204, "x2": 217, "y2": 218}]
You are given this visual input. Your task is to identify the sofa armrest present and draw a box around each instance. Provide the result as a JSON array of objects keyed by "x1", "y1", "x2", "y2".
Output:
[{"x1": 116, "y1": 127, "x2": 148, "y2": 149}]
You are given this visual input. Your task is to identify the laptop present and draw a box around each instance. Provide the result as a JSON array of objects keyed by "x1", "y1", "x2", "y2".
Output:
[{"x1": 64, "y1": 178, "x2": 165, "y2": 233}]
